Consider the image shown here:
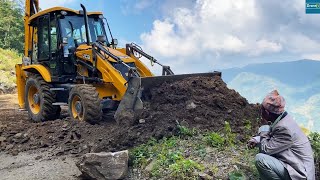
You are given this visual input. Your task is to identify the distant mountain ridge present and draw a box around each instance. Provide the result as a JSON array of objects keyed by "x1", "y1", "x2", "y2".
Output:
[
  {"x1": 219, "y1": 60, "x2": 320, "y2": 131},
  {"x1": 221, "y1": 59, "x2": 320, "y2": 87}
]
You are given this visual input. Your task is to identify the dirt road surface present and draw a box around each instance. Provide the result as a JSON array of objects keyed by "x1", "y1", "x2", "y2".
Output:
[
  {"x1": 0, "y1": 94, "x2": 81, "y2": 180},
  {"x1": 0, "y1": 151, "x2": 80, "y2": 180}
]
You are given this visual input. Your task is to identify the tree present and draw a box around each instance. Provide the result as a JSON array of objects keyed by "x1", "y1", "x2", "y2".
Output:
[{"x1": 0, "y1": 0, "x2": 24, "y2": 53}]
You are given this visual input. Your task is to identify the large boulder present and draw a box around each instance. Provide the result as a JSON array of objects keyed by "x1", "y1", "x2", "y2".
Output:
[{"x1": 77, "y1": 150, "x2": 129, "y2": 180}]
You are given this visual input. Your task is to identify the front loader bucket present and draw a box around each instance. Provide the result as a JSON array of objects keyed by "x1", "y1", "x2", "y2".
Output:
[{"x1": 114, "y1": 72, "x2": 221, "y2": 122}]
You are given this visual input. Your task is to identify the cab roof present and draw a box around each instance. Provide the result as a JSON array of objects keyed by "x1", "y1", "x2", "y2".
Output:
[{"x1": 29, "y1": 7, "x2": 103, "y2": 23}]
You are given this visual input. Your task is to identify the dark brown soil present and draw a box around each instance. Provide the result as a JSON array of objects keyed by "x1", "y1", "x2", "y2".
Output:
[
  {"x1": 96, "y1": 76, "x2": 260, "y2": 152},
  {"x1": 0, "y1": 76, "x2": 260, "y2": 156},
  {"x1": 143, "y1": 76, "x2": 259, "y2": 133},
  {"x1": 0, "y1": 107, "x2": 116, "y2": 155}
]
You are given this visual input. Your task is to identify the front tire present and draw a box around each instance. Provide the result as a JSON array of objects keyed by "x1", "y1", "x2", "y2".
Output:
[
  {"x1": 68, "y1": 85, "x2": 102, "y2": 123},
  {"x1": 25, "y1": 74, "x2": 61, "y2": 122}
]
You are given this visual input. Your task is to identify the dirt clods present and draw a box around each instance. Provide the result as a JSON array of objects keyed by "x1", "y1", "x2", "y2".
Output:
[
  {"x1": 96, "y1": 76, "x2": 260, "y2": 152},
  {"x1": 0, "y1": 76, "x2": 259, "y2": 156}
]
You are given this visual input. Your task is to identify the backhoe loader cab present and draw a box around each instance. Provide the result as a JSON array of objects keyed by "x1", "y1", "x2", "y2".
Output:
[
  {"x1": 16, "y1": 1, "x2": 220, "y2": 123},
  {"x1": 28, "y1": 8, "x2": 109, "y2": 81}
]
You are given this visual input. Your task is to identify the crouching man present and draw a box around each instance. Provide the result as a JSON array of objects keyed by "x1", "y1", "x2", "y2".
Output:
[{"x1": 247, "y1": 90, "x2": 315, "y2": 180}]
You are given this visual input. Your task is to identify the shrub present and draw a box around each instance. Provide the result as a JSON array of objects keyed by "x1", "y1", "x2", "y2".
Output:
[
  {"x1": 309, "y1": 132, "x2": 320, "y2": 179},
  {"x1": 0, "y1": 48, "x2": 21, "y2": 92},
  {"x1": 177, "y1": 125, "x2": 197, "y2": 137},
  {"x1": 309, "y1": 132, "x2": 320, "y2": 159},
  {"x1": 224, "y1": 121, "x2": 236, "y2": 146},
  {"x1": 204, "y1": 132, "x2": 225, "y2": 149},
  {"x1": 169, "y1": 159, "x2": 204, "y2": 179}
]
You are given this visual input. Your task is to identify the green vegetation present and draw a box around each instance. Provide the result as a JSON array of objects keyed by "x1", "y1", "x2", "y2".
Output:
[
  {"x1": 0, "y1": 48, "x2": 21, "y2": 92},
  {"x1": 129, "y1": 127, "x2": 319, "y2": 179},
  {"x1": 203, "y1": 132, "x2": 225, "y2": 149},
  {"x1": 0, "y1": 0, "x2": 24, "y2": 93},
  {"x1": 169, "y1": 159, "x2": 204, "y2": 179},
  {"x1": 309, "y1": 132, "x2": 320, "y2": 159},
  {"x1": 129, "y1": 123, "x2": 259, "y2": 179},
  {"x1": 0, "y1": 48, "x2": 21, "y2": 71},
  {"x1": 0, "y1": 0, "x2": 24, "y2": 53},
  {"x1": 309, "y1": 132, "x2": 320, "y2": 178},
  {"x1": 224, "y1": 121, "x2": 236, "y2": 146},
  {"x1": 229, "y1": 171, "x2": 247, "y2": 180},
  {"x1": 177, "y1": 125, "x2": 197, "y2": 137},
  {"x1": 203, "y1": 121, "x2": 237, "y2": 150}
]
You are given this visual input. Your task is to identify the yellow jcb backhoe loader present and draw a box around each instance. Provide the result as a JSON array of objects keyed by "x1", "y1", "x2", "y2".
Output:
[{"x1": 16, "y1": 0, "x2": 221, "y2": 123}]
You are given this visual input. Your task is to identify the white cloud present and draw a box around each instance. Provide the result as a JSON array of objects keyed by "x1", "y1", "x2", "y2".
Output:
[
  {"x1": 139, "y1": 0, "x2": 320, "y2": 73},
  {"x1": 302, "y1": 54, "x2": 320, "y2": 60},
  {"x1": 250, "y1": 39, "x2": 282, "y2": 56},
  {"x1": 40, "y1": 0, "x2": 75, "y2": 10},
  {"x1": 134, "y1": 0, "x2": 156, "y2": 11}
]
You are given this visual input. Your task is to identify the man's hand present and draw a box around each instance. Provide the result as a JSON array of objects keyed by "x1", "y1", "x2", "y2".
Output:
[
  {"x1": 247, "y1": 136, "x2": 260, "y2": 149},
  {"x1": 247, "y1": 139, "x2": 257, "y2": 149}
]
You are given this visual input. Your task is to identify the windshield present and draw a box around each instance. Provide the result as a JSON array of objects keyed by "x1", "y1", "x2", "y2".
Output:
[{"x1": 60, "y1": 15, "x2": 107, "y2": 48}]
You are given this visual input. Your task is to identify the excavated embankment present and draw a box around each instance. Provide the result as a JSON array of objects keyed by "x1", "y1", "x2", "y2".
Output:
[{"x1": 0, "y1": 76, "x2": 260, "y2": 155}]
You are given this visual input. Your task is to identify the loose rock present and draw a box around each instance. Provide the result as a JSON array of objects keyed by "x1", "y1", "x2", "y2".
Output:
[
  {"x1": 0, "y1": 136, "x2": 6, "y2": 142},
  {"x1": 139, "y1": 119, "x2": 145, "y2": 124},
  {"x1": 35, "y1": 155, "x2": 42, "y2": 160},
  {"x1": 14, "y1": 133, "x2": 23, "y2": 139},
  {"x1": 77, "y1": 150, "x2": 129, "y2": 180},
  {"x1": 145, "y1": 159, "x2": 156, "y2": 172},
  {"x1": 186, "y1": 102, "x2": 197, "y2": 110}
]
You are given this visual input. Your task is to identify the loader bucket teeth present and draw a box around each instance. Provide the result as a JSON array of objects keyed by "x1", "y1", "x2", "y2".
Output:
[{"x1": 114, "y1": 72, "x2": 221, "y2": 122}]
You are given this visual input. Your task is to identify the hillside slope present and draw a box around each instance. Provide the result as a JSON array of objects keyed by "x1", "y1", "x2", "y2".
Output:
[{"x1": 0, "y1": 48, "x2": 20, "y2": 94}]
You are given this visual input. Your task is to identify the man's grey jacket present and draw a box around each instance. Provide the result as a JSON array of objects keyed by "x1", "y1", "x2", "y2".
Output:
[{"x1": 260, "y1": 114, "x2": 315, "y2": 180}]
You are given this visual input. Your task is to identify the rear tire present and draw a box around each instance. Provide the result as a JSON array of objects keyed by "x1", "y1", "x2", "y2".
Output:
[
  {"x1": 25, "y1": 74, "x2": 61, "y2": 122},
  {"x1": 68, "y1": 84, "x2": 102, "y2": 123}
]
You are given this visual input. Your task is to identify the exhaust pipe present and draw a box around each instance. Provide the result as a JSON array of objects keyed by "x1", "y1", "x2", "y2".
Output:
[{"x1": 80, "y1": 4, "x2": 91, "y2": 45}]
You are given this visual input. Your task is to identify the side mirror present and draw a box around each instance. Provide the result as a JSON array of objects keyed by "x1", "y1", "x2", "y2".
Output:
[
  {"x1": 112, "y1": 39, "x2": 118, "y2": 47},
  {"x1": 97, "y1": 35, "x2": 106, "y2": 43}
]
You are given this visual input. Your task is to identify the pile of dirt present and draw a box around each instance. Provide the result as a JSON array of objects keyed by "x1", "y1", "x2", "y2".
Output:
[
  {"x1": 145, "y1": 76, "x2": 259, "y2": 132},
  {"x1": 0, "y1": 76, "x2": 260, "y2": 156},
  {"x1": 96, "y1": 76, "x2": 260, "y2": 152}
]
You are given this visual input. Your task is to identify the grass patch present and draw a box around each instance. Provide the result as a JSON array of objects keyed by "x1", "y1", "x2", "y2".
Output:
[
  {"x1": 177, "y1": 125, "x2": 197, "y2": 137},
  {"x1": 0, "y1": 48, "x2": 21, "y2": 91},
  {"x1": 203, "y1": 132, "x2": 225, "y2": 149},
  {"x1": 169, "y1": 159, "x2": 204, "y2": 179},
  {"x1": 129, "y1": 124, "x2": 260, "y2": 179}
]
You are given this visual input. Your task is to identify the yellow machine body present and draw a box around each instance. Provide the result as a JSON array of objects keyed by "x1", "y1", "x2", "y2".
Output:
[
  {"x1": 74, "y1": 44, "x2": 153, "y2": 101},
  {"x1": 16, "y1": 0, "x2": 221, "y2": 122},
  {"x1": 16, "y1": 1, "x2": 154, "y2": 108}
]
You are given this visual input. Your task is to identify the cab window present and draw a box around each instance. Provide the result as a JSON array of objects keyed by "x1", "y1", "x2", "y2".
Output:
[{"x1": 38, "y1": 15, "x2": 50, "y2": 60}]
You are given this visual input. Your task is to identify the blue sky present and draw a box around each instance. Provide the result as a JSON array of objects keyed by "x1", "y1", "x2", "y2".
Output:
[
  {"x1": 40, "y1": 0, "x2": 320, "y2": 74},
  {"x1": 40, "y1": 0, "x2": 165, "y2": 44}
]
